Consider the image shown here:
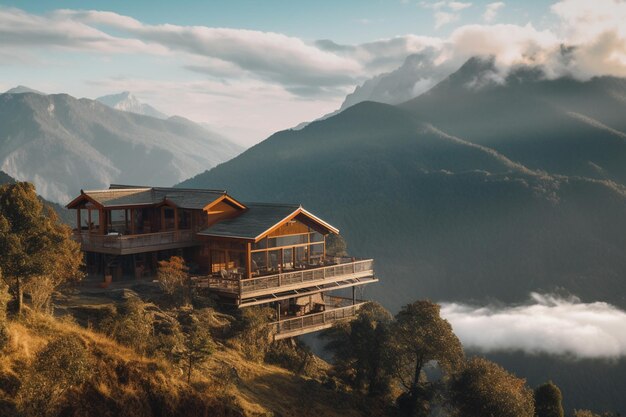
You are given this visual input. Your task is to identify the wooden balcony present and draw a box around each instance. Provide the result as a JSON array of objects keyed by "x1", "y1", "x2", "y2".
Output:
[
  {"x1": 72, "y1": 230, "x2": 199, "y2": 255},
  {"x1": 270, "y1": 300, "x2": 368, "y2": 340},
  {"x1": 194, "y1": 258, "x2": 376, "y2": 304}
]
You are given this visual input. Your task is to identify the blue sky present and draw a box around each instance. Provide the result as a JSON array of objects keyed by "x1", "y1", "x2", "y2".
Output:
[{"x1": 1, "y1": 0, "x2": 625, "y2": 145}]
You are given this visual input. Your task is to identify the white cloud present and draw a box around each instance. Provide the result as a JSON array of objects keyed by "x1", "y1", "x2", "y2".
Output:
[
  {"x1": 448, "y1": 1, "x2": 473, "y2": 11},
  {"x1": 441, "y1": 293, "x2": 626, "y2": 359},
  {"x1": 483, "y1": 2, "x2": 505, "y2": 22},
  {"x1": 422, "y1": 1, "x2": 472, "y2": 28},
  {"x1": 435, "y1": 11, "x2": 459, "y2": 28}
]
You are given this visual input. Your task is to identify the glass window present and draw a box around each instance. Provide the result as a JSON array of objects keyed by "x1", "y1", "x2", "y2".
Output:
[
  {"x1": 268, "y1": 249, "x2": 280, "y2": 271},
  {"x1": 252, "y1": 252, "x2": 267, "y2": 275},
  {"x1": 275, "y1": 234, "x2": 308, "y2": 247},
  {"x1": 253, "y1": 238, "x2": 267, "y2": 250},
  {"x1": 283, "y1": 248, "x2": 293, "y2": 270},
  {"x1": 295, "y1": 246, "x2": 308, "y2": 267},
  {"x1": 310, "y1": 232, "x2": 324, "y2": 243}
]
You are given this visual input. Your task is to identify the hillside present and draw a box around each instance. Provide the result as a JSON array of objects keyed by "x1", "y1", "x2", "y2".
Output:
[
  {"x1": 0, "y1": 92, "x2": 243, "y2": 203},
  {"x1": 0, "y1": 307, "x2": 362, "y2": 417}
]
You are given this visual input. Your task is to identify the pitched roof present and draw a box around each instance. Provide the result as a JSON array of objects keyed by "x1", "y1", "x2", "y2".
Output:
[
  {"x1": 198, "y1": 203, "x2": 339, "y2": 241},
  {"x1": 66, "y1": 185, "x2": 240, "y2": 210}
]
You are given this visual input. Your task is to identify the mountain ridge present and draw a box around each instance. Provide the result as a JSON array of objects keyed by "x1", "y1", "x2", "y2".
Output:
[{"x1": 0, "y1": 92, "x2": 243, "y2": 203}]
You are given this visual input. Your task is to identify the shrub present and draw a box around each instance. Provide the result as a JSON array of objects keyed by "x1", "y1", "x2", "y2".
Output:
[
  {"x1": 19, "y1": 336, "x2": 92, "y2": 417},
  {"x1": 99, "y1": 297, "x2": 154, "y2": 354},
  {"x1": 230, "y1": 306, "x2": 274, "y2": 361}
]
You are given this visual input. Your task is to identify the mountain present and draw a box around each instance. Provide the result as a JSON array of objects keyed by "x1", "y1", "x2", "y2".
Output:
[
  {"x1": 179, "y1": 97, "x2": 626, "y2": 310},
  {"x1": 339, "y1": 53, "x2": 450, "y2": 111},
  {"x1": 4, "y1": 85, "x2": 45, "y2": 95},
  {"x1": 0, "y1": 92, "x2": 243, "y2": 203},
  {"x1": 400, "y1": 56, "x2": 626, "y2": 185},
  {"x1": 96, "y1": 91, "x2": 168, "y2": 119}
]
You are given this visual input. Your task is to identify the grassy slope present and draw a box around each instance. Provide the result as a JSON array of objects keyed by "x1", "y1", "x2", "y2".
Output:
[{"x1": 0, "y1": 311, "x2": 362, "y2": 417}]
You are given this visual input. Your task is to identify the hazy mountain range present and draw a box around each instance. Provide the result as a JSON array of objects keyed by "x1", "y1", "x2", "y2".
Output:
[
  {"x1": 0, "y1": 90, "x2": 243, "y2": 203},
  {"x1": 96, "y1": 91, "x2": 168, "y2": 119}
]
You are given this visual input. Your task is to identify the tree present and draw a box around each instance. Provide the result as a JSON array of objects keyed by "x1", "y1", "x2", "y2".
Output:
[
  {"x1": 322, "y1": 302, "x2": 394, "y2": 397},
  {"x1": 390, "y1": 300, "x2": 464, "y2": 417},
  {"x1": 325, "y1": 234, "x2": 348, "y2": 257},
  {"x1": 174, "y1": 312, "x2": 215, "y2": 384},
  {"x1": 157, "y1": 256, "x2": 191, "y2": 306},
  {"x1": 0, "y1": 182, "x2": 83, "y2": 315},
  {"x1": 534, "y1": 381, "x2": 564, "y2": 417},
  {"x1": 0, "y1": 275, "x2": 10, "y2": 350},
  {"x1": 449, "y1": 357, "x2": 534, "y2": 417}
]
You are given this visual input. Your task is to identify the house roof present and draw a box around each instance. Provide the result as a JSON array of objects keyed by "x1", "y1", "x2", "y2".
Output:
[
  {"x1": 197, "y1": 203, "x2": 339, "y2": 241},
  {"x1": 66, "y1": 185, "x2": 243, "y2": 210}
]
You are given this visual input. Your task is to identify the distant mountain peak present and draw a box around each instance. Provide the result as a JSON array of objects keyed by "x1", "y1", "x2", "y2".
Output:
[
  {"x1": 4, "y1": 85, "x2": 46, "y2": 95},
  {"x1": 96, "y1": 91, "x2": 168, "y2": 119}
]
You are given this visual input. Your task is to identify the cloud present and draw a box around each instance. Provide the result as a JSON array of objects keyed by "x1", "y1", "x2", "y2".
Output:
[
  {"x1": 435, "y1": 12, "x2": 459, "y2": 29},
  {"x1": 422, "y1": 1, "x2": 472, "y2": 28},
  {"x1": 440, "y1": 293, "x2": 626, "y2": 359},
  {"x1": 483, "y1": 2, "x2": 505, "y2": 22},
  {"x1": 448, "y1": 2, "x2": 473, "y2": 12}
]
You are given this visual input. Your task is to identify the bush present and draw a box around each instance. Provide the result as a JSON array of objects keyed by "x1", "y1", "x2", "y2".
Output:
[
  {"x1": 266, "y1": 339, "x2": 317, "y2": 376},
  {"x1": 230, "y1": 306, "x2": 274, "y2": 361},
  {"x1": 99, "y1": 297, "x2": 154, "y2": 354},
  {"x1": 19, "y1": 336, "x2": 92, "y2": 417}
]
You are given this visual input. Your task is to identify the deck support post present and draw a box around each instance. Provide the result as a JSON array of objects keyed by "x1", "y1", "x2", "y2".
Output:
[
  {"x1": 276, "y1": 302, "x2": 281, "y2": 321},
  {"x1": 352, "y1": 286, "x2": 356, "y2": 306}
]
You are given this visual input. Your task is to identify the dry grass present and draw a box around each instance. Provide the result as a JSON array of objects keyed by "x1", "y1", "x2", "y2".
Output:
[{"x1": 0, "y1": 309, "x2": 364, "y2": 417}]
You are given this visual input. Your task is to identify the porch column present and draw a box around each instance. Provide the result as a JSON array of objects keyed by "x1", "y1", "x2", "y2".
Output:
[
  {"x1": 246, "y1": 242, "x2": 252, "y2": 279},
  {"x1": 87, "y1": 209, "x2": 92, "y2": 233},
  {"x1": 174, "y1": 208, "x2": 179, "y2": 231},
  {"x1": 76, "y1": 209, "x2": 81, "y2": 231},
  {"x1": 130, "y1": 209, "x2": 136, "y2": 234}
]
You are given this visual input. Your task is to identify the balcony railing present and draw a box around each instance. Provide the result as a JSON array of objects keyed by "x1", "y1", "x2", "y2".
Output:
[
  {"x1": 194, "y1": 258, "x2": 375, "y2": 297},
  {"x1": 72, "y1": 230, "x2": 197, "y2": 254},
  {"x1": 270, "y1": 301, "x2": 368, "y2": 340}
]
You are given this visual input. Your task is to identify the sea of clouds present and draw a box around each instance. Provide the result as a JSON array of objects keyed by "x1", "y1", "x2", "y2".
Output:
[{"x1": 440, "y1": 293, "x2": 626, "y2": 359}]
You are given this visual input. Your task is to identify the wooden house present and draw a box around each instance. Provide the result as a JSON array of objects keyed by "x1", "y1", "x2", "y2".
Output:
[{"x1": 67, "y1": 185, "x2": 377, "y2": 339}]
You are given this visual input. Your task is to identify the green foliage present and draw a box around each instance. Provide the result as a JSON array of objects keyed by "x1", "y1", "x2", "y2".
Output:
[
  {"x1": 99, "y1": 297, "x2": 154, "y2": 354},
  {"x1": 322, "y1": 302, "x2": 393, "y2": 397},
  {"x1": 0, "y1": 182, "x2": 83, "y2": 314},
  {"x1": 265, "y1": 339, "x2": 317, "y2": 377},
  {"x1": 326, "y1": 234, "x2": 348, "y2": 257},
  {"x1": 534, "y1": 381, "x2": 564, "y2": 417},
  {"x1": 157, "y1": 256, "x2": 191, "y2": 306},
  {"x1": 19, "y1": 336, "x2": 92, "y2": 417},
  {"x1": 173, "y1": 311, "x2": 215, "y2": 384},
  {"x1": 449, "y1": 357, "x2": 534, "y2": 417},
  {"x1": 390, "y1": 300, "x2": 464, "y2": 417},
  {"x1": 231, "y1": 306, "x2": 274, "y2": 361}
]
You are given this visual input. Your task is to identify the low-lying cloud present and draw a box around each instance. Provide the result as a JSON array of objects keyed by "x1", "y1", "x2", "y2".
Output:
[{"x1": 440, "y1": 293, "x2": 626, "y2": 359}]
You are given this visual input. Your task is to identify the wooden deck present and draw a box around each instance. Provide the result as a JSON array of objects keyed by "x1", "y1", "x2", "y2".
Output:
[
  {"x1": 271, "y1": 301, "x2": 367, "y2": 340},
  {"x1": 194, "y1": 258, "x2": 375, "y2": 301},
  {"x1": 72, "y1": 230, "x2": 199, "y2": 255}
]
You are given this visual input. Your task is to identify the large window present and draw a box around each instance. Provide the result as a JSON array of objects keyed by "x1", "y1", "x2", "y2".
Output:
[{"x1": 250, "y1": 228, "x2": 326, "y2": 275}]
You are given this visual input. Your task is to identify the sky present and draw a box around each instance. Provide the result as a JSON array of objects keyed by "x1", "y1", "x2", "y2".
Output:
[{"x1": 1, "y1": 0, "x2": 626, "y2": 145}]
